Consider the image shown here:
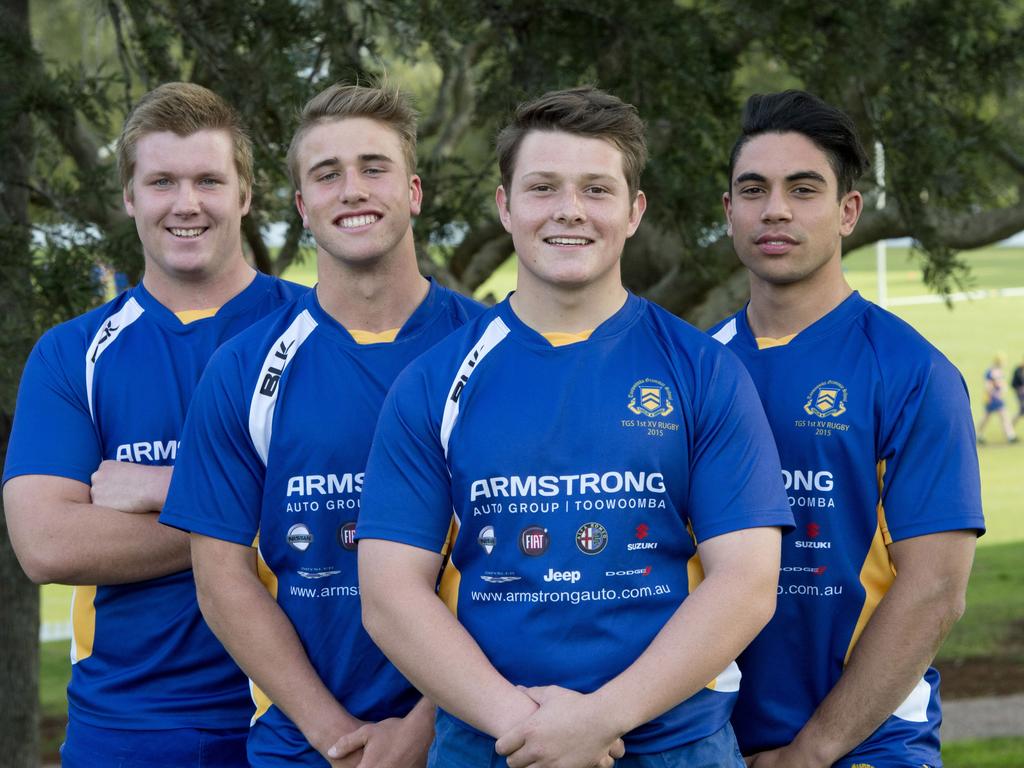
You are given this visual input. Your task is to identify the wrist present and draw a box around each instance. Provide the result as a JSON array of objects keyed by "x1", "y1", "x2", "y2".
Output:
[
  {"x1": 789, "y1": 727, "x2": 841, "y2": 767},
  {"x1": 484, "y1": 687, "x2": 537, "y2": 737},
  {"x1": 303, "y1": 708, "x2": 361, "y2": 755},
  {"x1": 145, "y1": 465, "x2": 173, "y2": 511},
  {"x1": 589, "y1": 686, "x2": 632, "y2": 738}
]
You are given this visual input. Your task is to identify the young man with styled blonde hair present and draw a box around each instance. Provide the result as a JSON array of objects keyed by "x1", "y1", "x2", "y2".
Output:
[{"x1": 162, "y1": 80, "x2": 482, "y2": 767}]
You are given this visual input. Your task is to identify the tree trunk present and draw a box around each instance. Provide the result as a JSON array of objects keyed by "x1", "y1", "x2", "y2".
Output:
[{"x1": 0, "y1": 0, "x2": 42, "y2": 764}]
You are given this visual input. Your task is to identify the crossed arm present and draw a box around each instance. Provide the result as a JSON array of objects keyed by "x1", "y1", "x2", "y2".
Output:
[
  {"x1": 359, "y1": 525, "x2": 781, "y2": 768},
  {"x1": 4, "y1": 461, "x2": 184, "y2": 585},
  {"x1": 190, "y1": 534, "x2": 434, "y2": 767},
  {"x1": 745, "y1": 529, "x2": 976, "y2": 768}
]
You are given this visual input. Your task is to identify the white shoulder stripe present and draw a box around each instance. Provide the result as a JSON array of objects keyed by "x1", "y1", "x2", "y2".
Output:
[
  {"x1": 440, "y1": 317, "x2": 510, "y2": 458},
  {"x1": 85, "y1": 297, "x2": 145, "y2": 423},
  {"x1": 711, "y1": 317, "x2": 738, "y2": 345},
  {"x1": 248, "y1": 310, "x2": 318, "y2": 465}
]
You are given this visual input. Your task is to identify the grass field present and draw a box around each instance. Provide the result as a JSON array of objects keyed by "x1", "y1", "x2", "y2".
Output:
[{"x1": 39, "y1": 243, "x2": 1024, "y2": 760}]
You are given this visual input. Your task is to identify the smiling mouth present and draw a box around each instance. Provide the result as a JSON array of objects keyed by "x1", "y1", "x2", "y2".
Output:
[
  {"x1": 544, "y1": 236, "x2": 593, "y2": 246},
  {"x1": 336, "y1": 214, "x2": 380, "y2": 229},
  {"x1": 168, "y1": 227, "x2": 207, "y2": 238}
]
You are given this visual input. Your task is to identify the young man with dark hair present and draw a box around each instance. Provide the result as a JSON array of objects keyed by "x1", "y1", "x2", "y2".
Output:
[
  {"x1": 160, "y1": 81, "x2": 482, "y2": 767},
  {"x1": 356, "y1": 85, "x2": 792, "y2": 768},
  {"x1": 3, "y1": 82, "x2": 304, "y2": 767},
  {"x1": 712, "y1": 89, "x2": 984, "y2": 767}
]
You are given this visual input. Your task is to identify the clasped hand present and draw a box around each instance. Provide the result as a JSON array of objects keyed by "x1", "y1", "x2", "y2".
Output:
[{"x1": 495, "y1": 685, "x2": 626, "y2": 768}]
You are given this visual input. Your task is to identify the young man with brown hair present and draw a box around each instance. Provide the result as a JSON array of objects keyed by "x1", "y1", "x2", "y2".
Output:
[
  {"x1": 161, "y1": 81, "x2": 482, "y2": 767},
  {"x1": 356, "y1": 86, "x2": 792, "y2": 768},
  {"x1": 3, "y1": 82, "x2": 304, "y2": 767}
]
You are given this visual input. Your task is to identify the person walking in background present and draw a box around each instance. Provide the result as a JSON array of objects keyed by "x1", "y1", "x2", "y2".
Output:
[{"x1": 977, "y1": 352, "x2": 1018, "y2": 444}]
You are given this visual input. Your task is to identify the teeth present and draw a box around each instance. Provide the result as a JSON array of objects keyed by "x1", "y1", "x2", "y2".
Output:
[
  {"x1": 170, "y1": 228, "x2": 204, "y2": 238},
  {"x1": 338, "y1": 214, "x2": 379, "y2": 228},
  {"x1": 546, "y1": 237, "x2": 590, "y2": 246}
]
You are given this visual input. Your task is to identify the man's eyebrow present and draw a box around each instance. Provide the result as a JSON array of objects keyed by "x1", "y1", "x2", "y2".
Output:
[
  {"x1": 785, "y1": 170, "x2": 828, "y2": 184},
  {"x1": 733, "y1": 170, "x2": 829, "y2": 185},
  {"x1": 734, "y1": 172, "x2": 767, "y2": 185},
  {"x1": 520, "y1": 171, "x2": 619, "y2": 183},
  {"x1": 305, "y1": 153, "x2": 395, "y2": 177}
]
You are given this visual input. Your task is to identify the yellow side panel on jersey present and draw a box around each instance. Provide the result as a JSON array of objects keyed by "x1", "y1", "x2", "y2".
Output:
[
  {"x1": 250, "y1": 533, "x2": 278, "y2": 724},
  {"x1": 438, "y1": 516, "x2": 462, "y2": 616},
  {"x1": 70, "y1": 584, "x2": 97, "y2": 664},
  {"x1": 844, "y1": 461, "x2": 897, "y2": 663}
]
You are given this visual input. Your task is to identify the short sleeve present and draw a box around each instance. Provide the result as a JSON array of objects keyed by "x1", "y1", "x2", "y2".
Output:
[
  {"x1": 357, "y1": 367, "x2": 454, "y2": 553},
  {"x1": 686, "y1": 348, "x2": 793, "y2": 542},
  {"x1": 3, "y1": 331, "x2": 99, "y2": 485},
  {"x1": 160, "y1": 348, "x2": 266, "y2": 546},
  {"x1": 878, "y1": 358, "x2": 984, "y2": 541}
]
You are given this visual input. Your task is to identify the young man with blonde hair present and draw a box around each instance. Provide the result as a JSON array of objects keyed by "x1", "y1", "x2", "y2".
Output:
[
  {"x1": 161, "y1": 81, "x2": 482, "y2": 767},
  {"x1": 3, "y1": 82, "x2": 303, "y2": 766},
  {"x1": 356, "y1": 86, "x2": 792, "y2": 768}
]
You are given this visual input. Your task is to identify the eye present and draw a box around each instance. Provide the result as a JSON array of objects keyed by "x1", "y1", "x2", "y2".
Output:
[
  {"x1": 363, "y1": 167, "x2": 385, "y2": 176},
  {"x1": 738, "y1": 185, "x2": 764, "y2": 196},
  {"x1": 199, "y1": 177, "x2": 222, "y2": 187},
  {"x1": 152, "y1": 178, "x2": 172, "y2": 188},
  {"x1": 584, "y1": 185, "x2": 610, "y2": 195},
  {"x1": 792, "y1": 185, "x2": 818, "y2": 196},
  {"x1": 529, "y1": 183, "x2": 554, "y2": 193},
  {"x1": 317, "y1": 171, "x2": 340, "y2": 183}
]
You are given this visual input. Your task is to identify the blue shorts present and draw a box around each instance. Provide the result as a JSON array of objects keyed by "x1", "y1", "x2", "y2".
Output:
[
  {"x1": 427, "y1": 711, "x2": 744, "y2": 768},
  {"x1": 60, "y1": 719, "x2": 248, "y2": 768}
]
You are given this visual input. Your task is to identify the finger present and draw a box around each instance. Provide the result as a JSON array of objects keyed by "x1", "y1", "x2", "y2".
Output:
[
  {"x1": 330, "y1": 748, "x2": 363, "y2": 768},
  {"x1": 610, "y1": 738, "x2": 625, "y2": 758},
  {"x1": 494, "y1": 729, "x2": 526, "y2": 757},
  {"x1": 598, "y1": 756, "x2": 615, "y2": 768},
  {"x1": 328, "y1": 728, "x2": 370, "y2": 759},
  {"x1": 503, "y1": 748, "x2": 534, "y2": 768}
]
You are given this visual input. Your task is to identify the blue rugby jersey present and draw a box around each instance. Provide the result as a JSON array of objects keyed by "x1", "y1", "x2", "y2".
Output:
[
  {"x1": 357, "y1": 293, "x2": 793, "y2": 754},
  {"x1": 710, "y1": 292, "x2": 984, "y2": 767},
  {"x1": 3, "y1": 272, "x2": 305, "y2": 730},
  {"x1": 161, "y1": 280, "x2": 483, "y2": 766}
]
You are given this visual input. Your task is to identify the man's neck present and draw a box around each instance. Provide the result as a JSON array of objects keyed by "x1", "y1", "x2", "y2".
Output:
[
  {"x1": 142, "y1": 256, "x2": 256, "y2": 312},
  {"x1": 509, "y1": 276, "x2": 627, "y2": 335},
  {"x1": 315, "y1": 244, "x2": 429, "y2": 332},
  {"x1": 746, "y1": 272, "x2": 853, "y2": 339}
]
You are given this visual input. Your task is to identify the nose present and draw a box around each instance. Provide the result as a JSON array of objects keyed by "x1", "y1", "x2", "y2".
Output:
[
  {"x1": 760, "y1": 187, "x2": 792, "y2": 223},
  {"x1": 172, "y1": 182, "x2": 200, "y2": 216},
  {"x1": 554, "y1": 189, "x2": 586, "y2": 225},
  {"x1": 339, "y1": 169, "x2": 369, "y2": 205}
]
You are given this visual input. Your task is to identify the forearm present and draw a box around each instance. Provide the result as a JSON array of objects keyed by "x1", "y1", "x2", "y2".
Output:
[
  {"x1": 360, "y1": 543, "x2": 536, "y2": 737},
  {"x1": 595, "y1": 544, "x2": 777, "y2": 734},
  {"x1": 194, "y1": 544, "x2": 360, "y2": 755},
  {"x1": 14, "y1": 501, "x2": 190, "y2": 584},
  {"x1": 790, "y1": 578, "x2": 965, "y2": 763}
]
